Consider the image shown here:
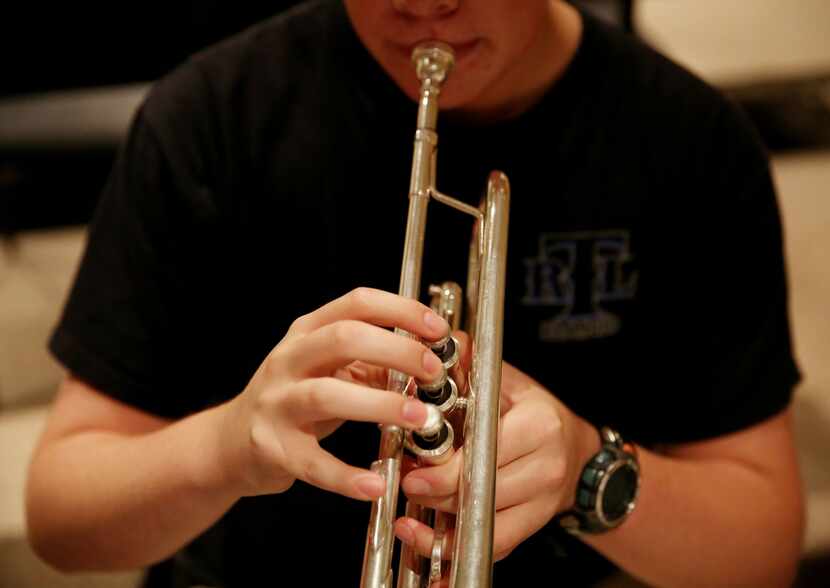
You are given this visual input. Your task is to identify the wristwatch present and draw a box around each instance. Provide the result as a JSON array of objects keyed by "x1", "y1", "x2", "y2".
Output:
[{"x1": 555, "y1": 426, "x2": 640, "y2": 535}]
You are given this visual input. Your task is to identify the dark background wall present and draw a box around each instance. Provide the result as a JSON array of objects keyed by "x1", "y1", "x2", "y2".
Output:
[
  {"x1": 1, "y1": 2, "x2": 299, "y2": 97},
  {"x1": 1, "y1": 1, "x2": 633, "y2": 97},
  {"x1": 1, "y1": 3, "x2": 309, "y2": 232}
]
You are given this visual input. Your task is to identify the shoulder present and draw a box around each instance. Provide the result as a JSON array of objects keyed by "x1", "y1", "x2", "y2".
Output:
[
  {"x1": 580, "y1": 16, "x2": 723, "y2": 121},
  {"x1": 579, "y1": 15, "x2": 765, "y2": 161},
  {"x1": 136, "y1": 0, "x2": 344, "y2": 148},
  {"x1": 114, "y1": 0, "x2": 352, "y2": 204},
  {"x1": 570, "y1": 14, "x2": 770, "y2": 202}
]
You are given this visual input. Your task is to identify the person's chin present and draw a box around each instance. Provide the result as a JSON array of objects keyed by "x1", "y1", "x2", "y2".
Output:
[
  {"x1": 438, "y1": 68, "x2": 493, "y2": 109},
  {"x1": 432, "y1": 84, "x2": 477, "y2": 110}
]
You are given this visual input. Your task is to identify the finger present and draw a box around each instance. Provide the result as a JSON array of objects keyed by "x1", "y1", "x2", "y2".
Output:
[
  {"x1": 447, "y1": 330, "x2": 470, "y2": 392},
  {"x1": 496, "y1": 400, "x2": 550, "y2": 467},
  {"x1": 493, "y1": 452, "x2": 565, "y2": 510},
  {"x1": 403, "y1": 492, "x2": 459, "y2": 513},
  {"x1": 401, "y1": 449, "x2": 463, "y2": 500},
  {"x1": 286, "y1": 440, "x2": 389, "y2": 501},
  {"x1": 403, "y1": 406, "x2": 553, "y2": 511},
  {"x1": 334, "y1": 361, "x2": 389, "y2": 390},
  {"x1": 401, "y1": 454, "x2": 421, "y2": 479},
  {"x1": 452, "y1": 330, "x2": 472, "y2": 374},
  {"x1": 285, "y1": 377, "x2": 430, "y2": 429},
  {"x1": 499, "y1": 372, "x2": 515, "y2": 416},
  {"x1": 402, "y1": 399, "x2": 542, "y2": 488},
  {"x1": 403, "y1": 402, "x2": 545, "y2": 503},
  {"x1": 491, "y1": 501, "x2": 549, "y2": 562},
  {"x1": 285, "y1": 320, "x2": 445, "y2": 381},
  {"x1": 500, "y1": 361, "x2": 546, "y2": 406},
  {"x1": 394, "y1": 516, "x2": 456, "y2": 561},
  {"x1": 448, "y1": 332, "x2": 511, "y2": 415},
  {"x1": 498, "y1": 362, "x2": 528, "y2": 416},
  {"x1": 312, "y1": 417, "x2": 344, "y2": 440},
  {"x1": 405, "y1": 448, "x2": 556, "y2": 514},
  {"x1": 291, "y1": 287, "x2": 449, "y2": 340},
  {"x1": 395, "y1": 500, "x2": 548, "y2": 563}
]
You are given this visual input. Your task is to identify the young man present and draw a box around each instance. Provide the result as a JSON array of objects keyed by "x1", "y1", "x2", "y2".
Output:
[{"x1": 27, "y1": 0, "x2": 803, "y2": 586}]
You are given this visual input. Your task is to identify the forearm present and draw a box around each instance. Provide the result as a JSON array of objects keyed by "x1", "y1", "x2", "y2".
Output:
[
  {"x1": 26, "y1": 404, "x2": 240, "y2": 572},
  {"x1": 582, "y1": 445, "x2": 803, "y2": 588}
]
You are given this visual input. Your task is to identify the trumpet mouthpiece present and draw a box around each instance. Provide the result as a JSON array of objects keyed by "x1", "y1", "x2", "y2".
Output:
[{"x1": 412, "y1": 42, "x2": 455, "y2": 87}]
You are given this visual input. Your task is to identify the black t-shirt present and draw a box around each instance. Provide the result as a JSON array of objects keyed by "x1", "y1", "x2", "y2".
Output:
[{"x1": 50, "y1": 1, "x2": 800, "y2": 585}]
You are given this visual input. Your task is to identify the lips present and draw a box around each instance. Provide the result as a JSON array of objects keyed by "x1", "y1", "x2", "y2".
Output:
[
  {"x1": 443, "y1": 39, "x2": 481, "y2": 62},
  {"x1": 392, "y1": 38, "x2": 482, "y2": 64}
]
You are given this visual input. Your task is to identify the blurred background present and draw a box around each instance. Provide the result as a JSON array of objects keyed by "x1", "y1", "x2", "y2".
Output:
[{"x1": 1, "y1": 0, "x2": 828, "y2": 586}]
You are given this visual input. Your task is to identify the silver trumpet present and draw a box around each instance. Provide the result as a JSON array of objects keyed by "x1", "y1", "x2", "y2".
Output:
[{"x1": 360, "y1": 42, "x2": 511, "y2": 588}]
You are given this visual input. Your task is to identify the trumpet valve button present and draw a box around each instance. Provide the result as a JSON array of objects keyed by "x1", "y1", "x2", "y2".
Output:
[
  {"x1": 417, "y1": 378, "x2": 455, "y2": 408},
  {"x1": 416, "y1": 404, "x2": 444, "y2": 440},
  {"x1": 429, "y1": 336, "x2": 458, "y2": 368}
]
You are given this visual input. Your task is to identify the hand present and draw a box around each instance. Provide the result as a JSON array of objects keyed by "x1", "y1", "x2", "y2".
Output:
[
  {"x1": 395, "y1": 362, "x2": 599, "y2": 562},
  {"x1": 216, "y1": 287, "x2": 450, "y2": 501}
]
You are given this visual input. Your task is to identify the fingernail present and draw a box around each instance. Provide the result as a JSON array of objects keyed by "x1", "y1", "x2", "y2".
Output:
[
  {"x1": 402, "y1": 477, "x2": 431, "y2": 495},
  {"x1": 356, "y1": 474, "x2": 385, "y2": 498},
  {"x1": 396, "y1": 521, "x2": 415, "y2": 544},
  {"x1": 422, "y1": 349, "x2": 443, "y2": 375},
  {"x1": 402, "y1": 399, "x2": 427, "y2": 426},
  {"x1": 423, "y1": 310, "x2": 447, "y2": 333}
]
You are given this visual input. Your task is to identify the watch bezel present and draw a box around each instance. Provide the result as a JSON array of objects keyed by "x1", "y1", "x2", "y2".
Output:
[{"x1": 594, "y1": 453, "x2": 640, "y2": 528}]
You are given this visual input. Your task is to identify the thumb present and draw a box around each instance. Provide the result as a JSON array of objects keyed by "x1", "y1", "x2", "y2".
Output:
[{"x1": 500, "y1": 361, "x2": 538, "y2": 409}]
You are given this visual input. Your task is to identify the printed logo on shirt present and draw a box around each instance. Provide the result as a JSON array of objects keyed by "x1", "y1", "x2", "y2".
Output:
[{"x1": 522, "y1": 230, "x2": 638, "y2": 342}]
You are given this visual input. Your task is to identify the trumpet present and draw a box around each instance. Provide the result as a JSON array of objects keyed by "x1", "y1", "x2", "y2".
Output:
[{"x1": 360, "y1": 42, "x2": 511, "y2": 588}]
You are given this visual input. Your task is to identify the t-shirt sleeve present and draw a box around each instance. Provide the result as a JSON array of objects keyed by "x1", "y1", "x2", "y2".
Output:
[
  {"x1": 49, "y1": 86, "x2": 226, "y2": 418},
  {"x1": 635, "y1": 100, "x2": 801, "y2": 444}
]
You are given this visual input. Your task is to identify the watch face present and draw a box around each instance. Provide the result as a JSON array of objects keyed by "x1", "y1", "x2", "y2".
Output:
[{"x1": 601, "y1": 463, "x2": 638, "y2": 522}]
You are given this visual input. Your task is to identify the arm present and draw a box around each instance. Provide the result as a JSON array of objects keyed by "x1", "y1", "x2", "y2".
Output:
[
  {"x1": 27, "y1": 288, "x2": 449, "y2": 572},
  {"x1": 583, "y1": 406, "x2": 804, "y2": 588},
  {"x1": 26, "y1": 376, "x2": 239, "y2": 571}
]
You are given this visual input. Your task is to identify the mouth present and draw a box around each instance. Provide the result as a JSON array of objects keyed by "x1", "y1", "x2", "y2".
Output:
[
  {"x1": 443, "y1": 39, "x2": 482, "y2": 64},
  {"x1": 391, "y1": 38, "x2": 483, "y2": 66}
]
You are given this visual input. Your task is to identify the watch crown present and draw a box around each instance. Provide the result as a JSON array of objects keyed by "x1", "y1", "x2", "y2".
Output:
[{"x1": 600, "y1": 426, "x2": 624, "y2": 448}]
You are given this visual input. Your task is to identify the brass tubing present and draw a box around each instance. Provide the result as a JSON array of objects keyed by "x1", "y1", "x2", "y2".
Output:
[
  {"x1": 361, "y1": 42, "x2": 452, "y2": 588},
  {"x1": 450, "y1": 173, "x2": 510, "y2": 588},
  {"x1": 361, "y1": 41, "x2": 511, "y2": 588}
]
